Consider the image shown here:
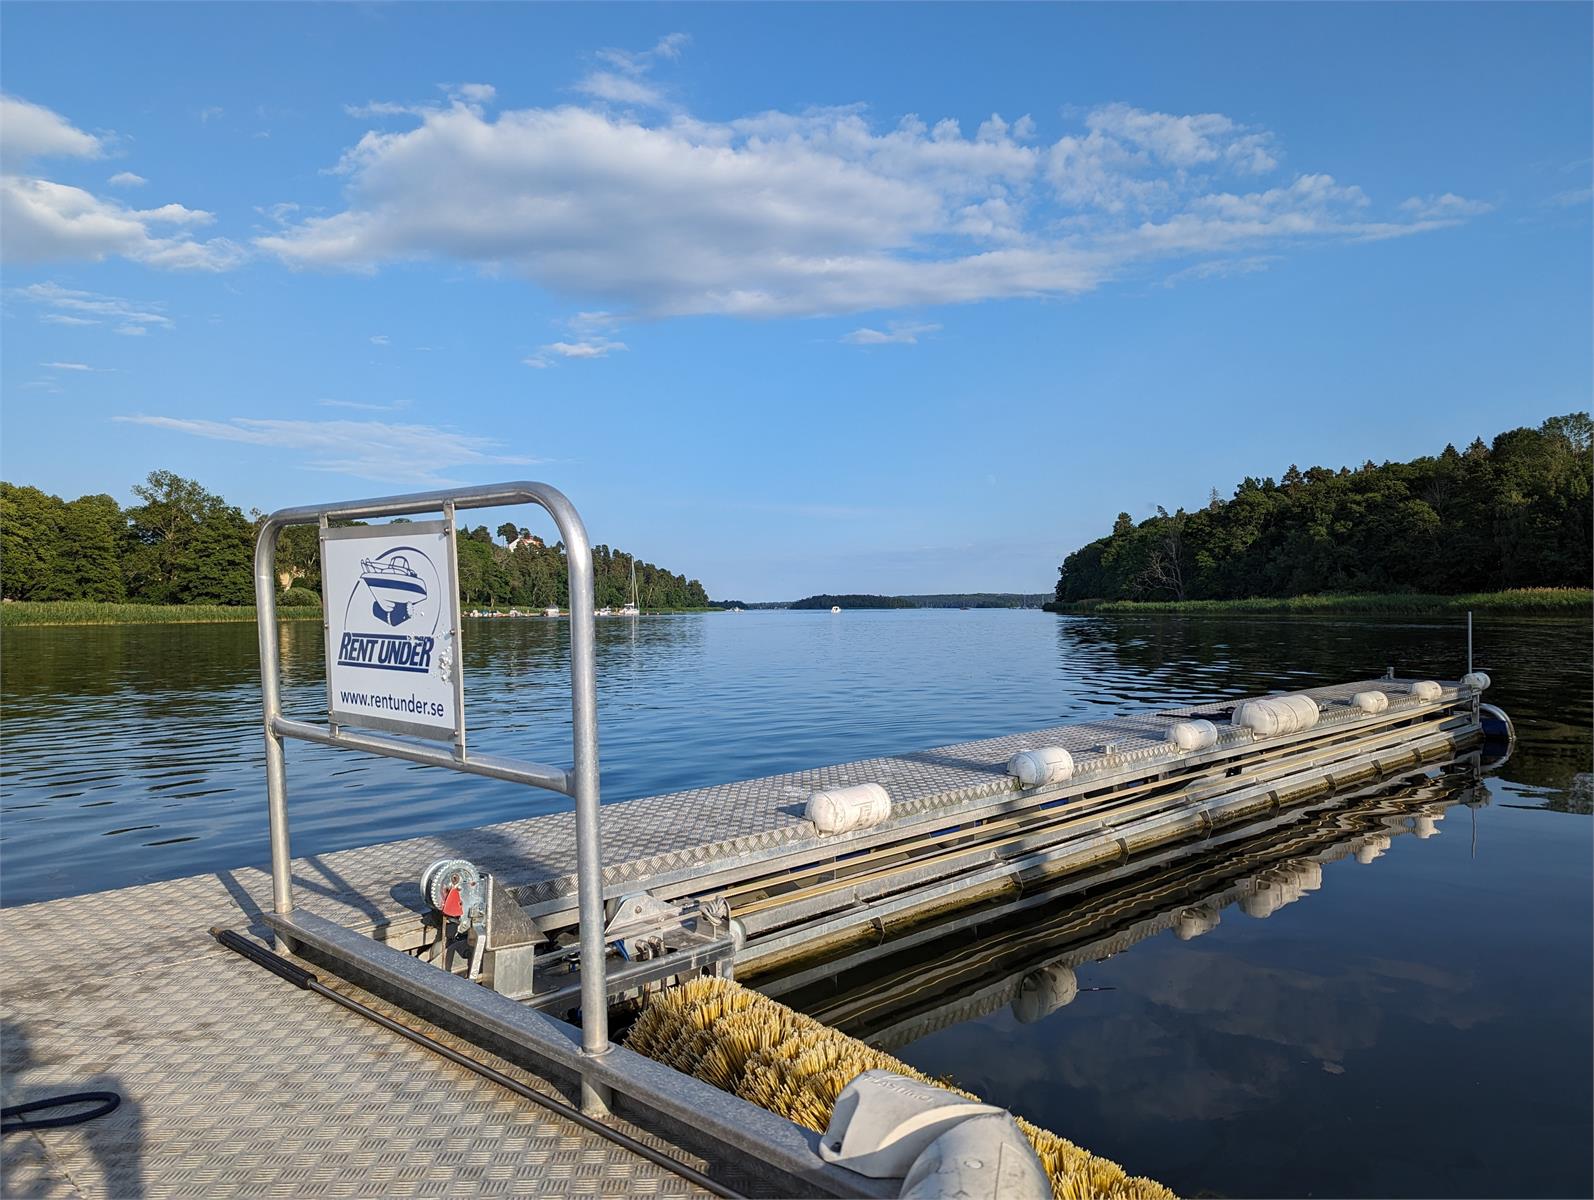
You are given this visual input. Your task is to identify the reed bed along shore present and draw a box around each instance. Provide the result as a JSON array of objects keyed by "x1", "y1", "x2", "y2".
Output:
[
  {"x1": 1044, "y1": 588, "x2": 1591, "y2": 617},
  {"x1": 0, "y1": 601, "x2": 324, "y2": 627}
]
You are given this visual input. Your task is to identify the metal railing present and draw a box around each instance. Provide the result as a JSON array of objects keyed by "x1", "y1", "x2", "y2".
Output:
[{"x1": 253, "y1": 481, "x2": 612, "y2": 1113}]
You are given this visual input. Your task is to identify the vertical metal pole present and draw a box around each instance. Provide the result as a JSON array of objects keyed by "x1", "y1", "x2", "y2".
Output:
[
  {"x1": 444, "y1": 502, "x2": 468, "y2": 762},
  {"x1": 1467, "y1": 611, "x2": 1474, "y2": 676},
  {"x1": 550, "y1": 499, "x2": 612, "y2": 1115},
  {"x1": 253, "y1": 519, "x2": 293, "y2": 918}
]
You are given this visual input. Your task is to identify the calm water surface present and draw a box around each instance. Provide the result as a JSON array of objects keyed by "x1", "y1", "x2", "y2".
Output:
[{"x1": 2, "y1": 610, "x2": 1589, "y2": 1197}]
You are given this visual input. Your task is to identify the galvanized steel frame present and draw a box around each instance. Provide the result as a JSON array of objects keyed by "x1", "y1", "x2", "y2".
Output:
[{"x1": 253, "y1": 480, "x2": 614, "y2": 1114}]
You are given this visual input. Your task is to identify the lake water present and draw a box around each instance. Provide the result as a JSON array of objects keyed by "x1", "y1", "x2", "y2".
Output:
[{"x1": 2, "y1": 610, "x2": 1589, "y2": 1197}]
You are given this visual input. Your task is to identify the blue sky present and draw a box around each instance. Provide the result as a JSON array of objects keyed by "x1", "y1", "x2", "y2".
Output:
[{"x1": 2, "y1": 3, "x2": 1589, "y2": 601}]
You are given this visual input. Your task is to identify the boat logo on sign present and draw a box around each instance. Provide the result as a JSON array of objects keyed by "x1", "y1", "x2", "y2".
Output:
[
  {"x1": 338, "y1": 545, "x2": 442, "y2": 674},
  {"x1": 361, "y1": 552, "x2": 428, "y2": 626}
]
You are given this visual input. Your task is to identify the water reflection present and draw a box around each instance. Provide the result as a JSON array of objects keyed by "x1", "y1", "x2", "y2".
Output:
[
  {"x1": 760, "y1": 759, "x2": 1494, "y2": 1052},
  {"x1": 1, "y1": 610, "x2": 1588, "y2": 1196},
  {"x1": 1, "y1": 611, "x2": 1586, "y2": 908},
  {"x1": 753, "y1": 741, "x2": 1589, "y2": 1199}
]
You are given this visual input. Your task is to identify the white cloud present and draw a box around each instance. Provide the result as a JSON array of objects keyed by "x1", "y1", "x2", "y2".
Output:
[
  {"x1": 1546, "y1": 186, "x2": 1592, "y2": 208},
  {"x1": 114, "y1": 414, "x2": 537, "y2": 486},
  {"x1": 841, "y1": 321, "x2": 941, "y2": 345},
  {"x1": 522, "y1": 355, "x2": 552, "y2": 369},
  {"x1": 0, "y1": 94, "x2": 103, "y2": 167},
  {"x1": 577, "y1": 34, "x2": 690, "y2": 108},
  {"x1": 2, "y1": 175, "x2": 242, "y2": 269},
  {"x1": 1, "y1": 96, "x2": 242, "y2": 270},
  {"x1": 1046, "y1": 103, "x2": 1277, "y2": 214},
  {"x1": 318, "y1": 398, "x2": 410, "y2": 412},
  {"x1": 40, "y1": 360, "x2": 101, "y2": 371},
  {"x1": 16, "y1": 282, "x2": 173, "y2": 331},
  {"x1": 540, "y1": 336, "x2": 627, "y2": 359},
  {"x1": 108, "y1": 171, "x2": 146, "y2": 188},
  {"x1": 1399, "y1": 193, "x2": 1493, "y2": 220},
  {"x1": 1159, "y1": 255, "x2": 1278, "y2": 287},
  {"x1": 575, "y1": 72, "x2": 664, "y2": 108},
  {"x1": 257, "y1": 78, "x2": 1481, "y2": 319},
  {"x1": 198, "y1": 106, "x2": 224, "y2": 123},
  {"x1": 369, "y1": 333, "x2": 389, "y2": 345}
]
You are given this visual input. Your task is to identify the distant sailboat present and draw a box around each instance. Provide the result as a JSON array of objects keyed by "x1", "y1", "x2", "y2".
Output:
[{"x1": 618, "y1": 562, "x2": 641, "y2": 616}]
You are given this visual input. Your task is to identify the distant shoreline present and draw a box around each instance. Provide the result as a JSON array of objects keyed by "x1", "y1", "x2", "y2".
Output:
[
  {"x1": 1042, "y1": 588, "x2": 1591, "y2": 616},
  {"x1": 0, "y1": 601, "x2": 726, "y2": 627}
]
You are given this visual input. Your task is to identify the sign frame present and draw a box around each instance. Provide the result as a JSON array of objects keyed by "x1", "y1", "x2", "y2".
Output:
[{"x1": 318, "y1": 519, "x2": 466, "y2": 745}]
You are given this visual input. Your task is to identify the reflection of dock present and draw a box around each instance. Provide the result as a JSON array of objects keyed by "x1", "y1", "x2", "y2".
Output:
[{"x1": 754, "y1": 762, "x2": 1486, "y2": 1051}]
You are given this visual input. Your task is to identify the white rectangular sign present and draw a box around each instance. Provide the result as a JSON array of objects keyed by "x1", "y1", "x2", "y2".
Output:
[{"x1": 320, "y1": 521, "x2": 462, "y2": 742}]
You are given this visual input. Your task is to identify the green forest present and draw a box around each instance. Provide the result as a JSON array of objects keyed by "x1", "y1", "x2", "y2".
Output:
[
  {"x1": 0, "y1": 471, "x2": 711, "y2": 611},
  {"x1": 789, "y1": 594, "x2": 916, "y2": 609},
  {"x1": 1054, "y1": 414, "x2": 1592, "y2": 604},
  {"x1": 785, "y1": 593, "x2": 1049, "y2": 609}
]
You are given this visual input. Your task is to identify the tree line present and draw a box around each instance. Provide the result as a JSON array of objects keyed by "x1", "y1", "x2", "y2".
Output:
[
  {"x1": 1, "y1": 471, "x2": 711, "y2": 610},
  {"x1": 1055, "y1": 413, "x2": 1592, "y2": 603},
  {"x1": 785, "y1": 593, "x2": 1049, "y2": 609},
  {"x1": 790, "y1": 594, "x2": 917, "y2": 609}
]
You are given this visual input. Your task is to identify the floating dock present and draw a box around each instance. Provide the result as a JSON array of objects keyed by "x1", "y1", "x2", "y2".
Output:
[
  {"x1": 2, "y1": 672, "x2": 1501, "y2": 1199},
  {"x1": 3, "y1": 481, "x2": 1512, "y2": 1198}
]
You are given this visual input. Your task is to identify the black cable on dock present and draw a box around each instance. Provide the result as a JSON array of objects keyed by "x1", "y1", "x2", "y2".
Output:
[
  {"x1": 209, "y1": 928, "x2": 746, "y2": 1200},
  {"x1": 1, "y1": 1092, "x2": 121, "y2": 1134}
]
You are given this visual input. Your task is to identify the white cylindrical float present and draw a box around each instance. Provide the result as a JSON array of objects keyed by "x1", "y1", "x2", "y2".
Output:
[
  {"x1": 1351, "y1": 690, "x2": 1389, "y2": 714},
  {"x1": 1462, "y1": 671, "x2": 1491, "y2": 692},
  {"x1": 1232, "y1": 698, "x2": 1284, "y2": 737},
  {"x1": 1409, "y1": 680, "x2": 1442, "y2": 700},
  {"x1": 1168, "y1": 719, "x2": 1219, "y2": 751},
  {"x1": 1006, "y1": 746, "x2": 1075, "y2": 788},
  {"x1": 1278, "y1": 694, "x2": 1321, "y2": 732},
  {"x1": 807, "y1": 782, "x2": 892, "y2": 835},
  {"x1": 1232, "y1": 694, "x2": 1321, "y2": 738}
]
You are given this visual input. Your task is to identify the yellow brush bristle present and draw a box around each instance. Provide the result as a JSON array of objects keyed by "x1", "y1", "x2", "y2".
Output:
[{"x1": 623, "y1": 976, "x2": 1177, "y2": 1200}]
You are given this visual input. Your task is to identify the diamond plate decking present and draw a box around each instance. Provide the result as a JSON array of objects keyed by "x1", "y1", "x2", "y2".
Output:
[
  {"x1": 1, "y1": 866, "x2": 767, "y2": 1199},
  {"x1": 1, "y1": 676, "x2": 1459, "y2": 1197}
]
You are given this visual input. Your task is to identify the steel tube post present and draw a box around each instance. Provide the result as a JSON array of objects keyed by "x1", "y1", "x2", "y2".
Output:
[
  {"x1": 543, "y1": 491, "x2": 613, "y2": 1116},
  {"x1": 253, "y1": 517, "x2": 294, "y2": 919}
]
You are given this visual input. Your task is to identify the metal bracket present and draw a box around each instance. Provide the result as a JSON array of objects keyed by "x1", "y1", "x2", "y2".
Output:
[
  {"x1": 481, "y1": 874, "x2": 546, "y2": 1000},
  {"x1": 604, "y1": 893, "x2": 687, "y2": 960}
]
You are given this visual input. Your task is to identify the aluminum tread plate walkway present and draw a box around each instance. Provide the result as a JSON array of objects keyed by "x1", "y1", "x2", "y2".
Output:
[{"x1": 0, "y1": 870, "x2": 764, "y2": 1199}]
